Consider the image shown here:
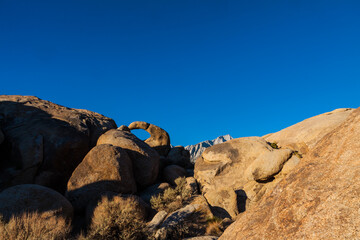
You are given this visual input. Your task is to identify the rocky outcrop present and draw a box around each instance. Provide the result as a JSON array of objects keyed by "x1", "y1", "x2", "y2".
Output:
[
  {"x1": 264, "y1": 108, "x2": 353, "y2": 153},
  {"x1": 185, "y1": 135, "x2": 233, "y2": 163},
  {"x1": 0, "y1": 95, "x2": 116, "y2": 192},
  {"x1": 66, "y1": 144, "x2": 136, "y2": 212},
  {"x1": 163, "y1": 165, "x2": 187, "y2": 185},
  {"x1": 155, "y1": 204, "x2": 201, "y2": 239},
  {"x1": 147, "y1": 210, "x2": 168, "y2": 231},
  {"x1": 0, "y1": 184, "x2": 73, "y2": 221},
  {"x1": 194, "y1": 137, "x2": 295, "y2": 218},
  {"x1": 97, "y1": 129, "x2": 160, "y2": 187},
  {"x1": 220, "y1": 107, "x2": 360, "y2": 239},
  {"x1": 244, "y1": 149, "x2": 293, "y2": 182},
  {"x1": 128, "y1": 121, "x2": 171, "y2": 156},
  {"x1": 165, "y1": 146, "x2": 191, "y2": 168}
]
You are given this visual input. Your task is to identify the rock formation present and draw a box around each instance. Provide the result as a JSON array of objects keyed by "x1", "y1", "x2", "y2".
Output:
[
  {"x1": 0, "y1": 184, "x2": 73, "y2": 222},
  {"x1": 185, "y1": 134, "x2": 233, "y2": 163},
  {"x1": 165, "y1": 146, "x2": 191, "y2": 168},
  {"x1": 0, "y1": 95, "x2": 116, "y2": 192},
  {"x1": 194, "y1": 137, "x2": 296, "y2": 217},
  {"x1": 128, "y1": 121, "x2": 171, "y2": 156},
  {"x1": 264, "y1": 108, "x2": 353, "y2": 153},
  {"x1": 163, "y1": 165, "x2": 187, "y2": 185},
  {"x1": 220, "y1": 107, "x2": 360, "y2": 239},
  {"x1": 97, "y1": 129, "x2": 160, "y2": 187},
  {"x1": 66, "y1": 144, "x2": 137, "y2": 212}
]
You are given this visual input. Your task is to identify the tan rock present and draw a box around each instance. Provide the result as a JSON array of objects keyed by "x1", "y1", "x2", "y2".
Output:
[
  {"x1": 128, "y1": 121, "x2": 171, "y2": 156},
  {"x1": 220, "y1": 107, "x2": 360, "y2": 240},
  {"x1": 163, "y1": 165, "x2": 187, "y2": 185},
  {"x1": 195, "y1": 137, "x2": 281, "y2": 193},
  {"x1": 0, "y1": 95, "x2": 116, "y2": 192},
  {"x1": 264, "y1": 108, "x2": 354, "y2": 153},
  {"x1": 165, "y1": 146, "x2": 191, "y2": 168},
  {"x1": 280, "y1": 154, "x2": 301, "y2": 175},
  {"x1": 117, "y1": 125, "x2": 130, "y2": 131},
  {"x1": 97, "y1": 129, "x2": 160, "y2": 187},
  {"x1": 0, "y1": 184, "x2": 73, "y2": 222},
  {"x1": 184, "y1": 237, "x2": 218, "y2": 240},
  {"x1": 194, "y1": 137, "x2": 295, "y2": 217},
  {"x1": 185, "y1": 177, "x2": 199, "y2": 195},
  {"x1": 66, "y1": 144, "x2": 136, "y2": 212},
  {"x1": 147, "y1": 210, "x2": 168, "y2": 231},
  {"x1": 204, "y1": 188, "x2": 238, "y2": 219},
  {"x1": 244, "y1": 149, "x2": 293, "y2": 182}
]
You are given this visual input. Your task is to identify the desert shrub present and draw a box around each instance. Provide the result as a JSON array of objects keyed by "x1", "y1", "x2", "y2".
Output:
[
  {"x1": 0, "y1": 212, "x2": 71, "y2": 240},
  {"x1": 80, "y1": 196, "x2": 148, "y2": 240},
  {"x1": 293, "y1": 151, "x2": 303, "y2": 158},
  {"x1": 205, "y1": 216, "x2": 223, "y2": 236},
  {"x1": 268, "y1": 142, "x2": 279, "y2": 149},
  {"x1": 150, "y1": 177, "x2": 192, "y2": 213}
]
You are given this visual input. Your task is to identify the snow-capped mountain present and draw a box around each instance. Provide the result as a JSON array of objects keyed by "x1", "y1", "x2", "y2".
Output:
[{"x1": 185, "y1": 134, "x2": 233, "y2": 163}]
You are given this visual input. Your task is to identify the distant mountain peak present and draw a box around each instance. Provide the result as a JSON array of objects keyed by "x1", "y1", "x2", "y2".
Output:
[{"x1": 185, "y1": 135, "x2": 233, "y2": 163}]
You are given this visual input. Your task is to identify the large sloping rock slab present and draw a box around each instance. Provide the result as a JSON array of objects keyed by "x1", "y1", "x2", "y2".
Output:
[
  {"x1": 264, "y1": 108, "x2": 353, "y2": 153},
  {"x1": 66, "y1": 144, "x2": 136, "y2": 212},
  {"x1": 97, "y1": 129, "x2": 160, "y2": 187},
  {"x1": 0, "y1": 95, "x2": 116, "y2": 192},
  {"x1": 220, "y1": 107, "x2": 360, "y2": 240},
  {"x1": 0, "y1": 184, "x2": 73, "y2": 221}
]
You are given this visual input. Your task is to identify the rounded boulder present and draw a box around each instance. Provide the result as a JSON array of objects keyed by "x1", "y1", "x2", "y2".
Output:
[
  {"x1": 0, "y1": 184, "x2": 73, "y2": 221},
  {"x1": 66, "y1": 144, "x2": 136, "y2": 212},
  {"x1": 97, "y1": 129, "x2": 160, "y2": 187}
]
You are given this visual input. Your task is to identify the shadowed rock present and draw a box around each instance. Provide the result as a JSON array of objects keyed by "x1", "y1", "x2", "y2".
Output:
[
  {"x1": 163, "y1": 165, "x2": 187, "y2": 185},
  {"x1": 165, "y1": 146, "x2": 191, "y2": 168},
  {"x1": 0, "y1": 184, "x2": 73, "y2": 222},
  {"x1": 0, "y1": 127, "x2": 4, "y2": 145},
  {"x1": 97, "y1": 129, "x2": 160, "y2": 187},
  {"x1": 66, "y1": 144, "x2": 136, "y2": 213},
  {"x1": 0, "y1": 95, "x2": 116, "y2": 192},
  {"x1": 128, "y1": 121, "x2": 171, "y2": 156}
]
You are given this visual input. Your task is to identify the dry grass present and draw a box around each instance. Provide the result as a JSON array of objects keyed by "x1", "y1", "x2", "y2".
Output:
[
  {"x1": 80, "y1": 196, "x2": 148, "y2": 240},
  {"x1": 205, "y1": 217, "x2": 223, "y2": 236},
  {"x1": 0, "y1": 212, "x2": 71, "y2": 240},
  {"x1": 150, "y1": 177, "x2": 192, "y2": 213}
]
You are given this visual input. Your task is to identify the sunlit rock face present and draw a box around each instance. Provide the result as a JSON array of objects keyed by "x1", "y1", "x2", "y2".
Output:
[
  {"x1": 185, "y1": 134, "x2": 233, "y2": 163},
  {"x1": 220, "y1": 107, "x2": 360, "y2": 240}
]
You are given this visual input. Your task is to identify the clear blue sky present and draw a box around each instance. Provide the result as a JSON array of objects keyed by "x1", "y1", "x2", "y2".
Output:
[{"x1": 1, "y1": 1, "x2": 359, "y2": 146}]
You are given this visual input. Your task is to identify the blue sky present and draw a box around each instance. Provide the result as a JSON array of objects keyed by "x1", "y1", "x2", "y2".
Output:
[{"x1": 1, "y1": 0, "x2": 359, "y2": 146}]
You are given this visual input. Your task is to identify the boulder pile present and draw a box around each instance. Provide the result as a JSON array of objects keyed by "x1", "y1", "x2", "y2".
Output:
[{"x1": 0, "y1": 95, "x2": 358, "y2": 239}]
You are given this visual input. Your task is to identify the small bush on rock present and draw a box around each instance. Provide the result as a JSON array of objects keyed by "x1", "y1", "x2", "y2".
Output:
[
  {"x1": 150, "y1": 177, "x2": 192, "y2": 213},
  {"x1": 0, "y1": 212, "x2": 71, "y2": 240},
  {"x1": 268, "y1": 142, "x2": 279, "y2": 149}
]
